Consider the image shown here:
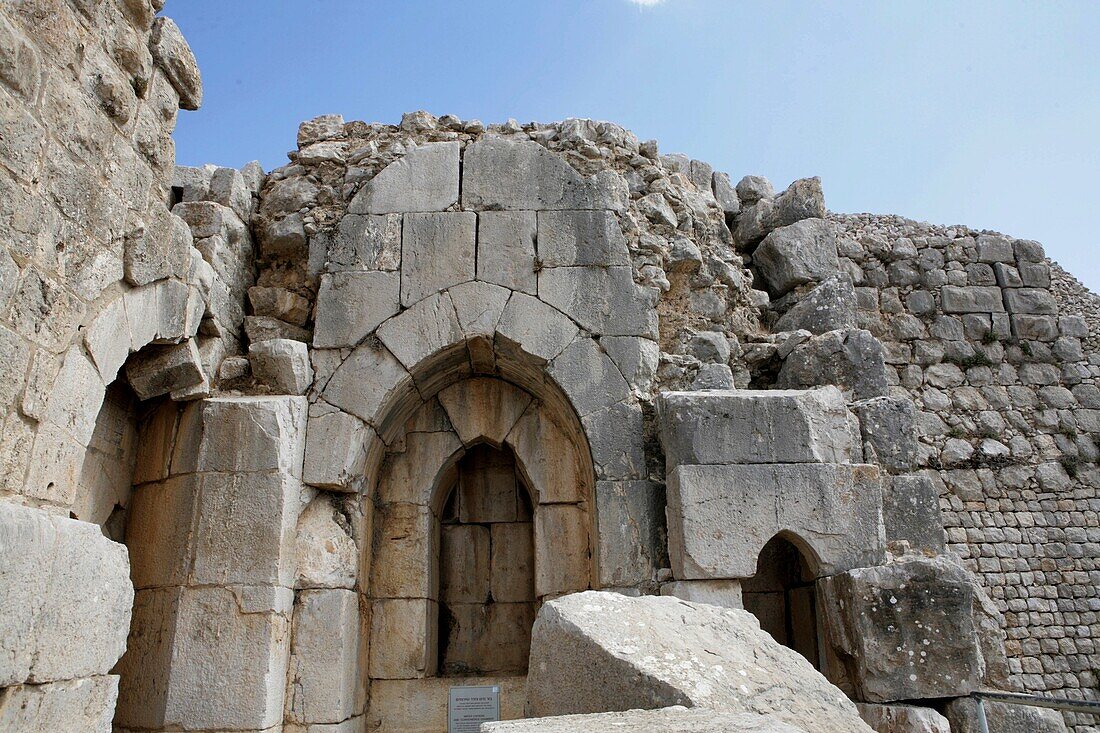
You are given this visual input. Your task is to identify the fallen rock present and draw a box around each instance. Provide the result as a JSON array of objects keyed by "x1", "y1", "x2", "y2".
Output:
[
  {"x1": 754, "y1": 219, "x2": 839, "y2": 295},
  {"x1": 777, "y1": 329, "x2": 888, "y2": 401},
  {"x1": 484, "y1": 706, "x2": 808, "y2": 733},
  {"x1": 525, "y1": 591, "x2": 873, "y2": 733},
  {"x1": 774, "y1": 275, "x2": 859, "y2": 335}
]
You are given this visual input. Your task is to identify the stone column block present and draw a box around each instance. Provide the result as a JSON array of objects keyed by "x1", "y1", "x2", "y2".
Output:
[
  {"x1": 286, "y1": 589, "x2": 363, "y2": 725},
  {"x1": 534, "y1": 504, "x2": 590, "y2": 598},
  {"x1": 368, "y1": 599, "x2": 438, "y2": 679}
]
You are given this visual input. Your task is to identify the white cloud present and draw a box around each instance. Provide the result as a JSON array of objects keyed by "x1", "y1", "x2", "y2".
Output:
[{"x1": 627, "y1": 0, "x2": 667, "y2": 5}]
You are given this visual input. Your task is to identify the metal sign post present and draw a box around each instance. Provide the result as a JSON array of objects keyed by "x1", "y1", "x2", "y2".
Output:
[{"x1": 448, "y1": 685, "x2": 501, "y2": 733}]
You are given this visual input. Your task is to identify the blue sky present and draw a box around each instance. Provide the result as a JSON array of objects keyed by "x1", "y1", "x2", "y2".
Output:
[{"x1": 169, "y1": 1, "x2": 1100, "y2": 290}]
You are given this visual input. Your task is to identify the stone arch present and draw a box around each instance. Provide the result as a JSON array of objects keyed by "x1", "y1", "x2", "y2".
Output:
[{"x1": 742, "y1": 532, "x2": 822, "y2": 669}]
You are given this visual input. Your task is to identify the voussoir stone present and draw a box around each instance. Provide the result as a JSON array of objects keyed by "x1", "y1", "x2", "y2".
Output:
[
  {"x1": 348, "y1": 141, "x2": 459, "y2": 214},
  {"x1": 657, "y1": 387, "x2": 857, "y2": 468},
  {"x1": 525, "y1": 591, "x2": 872, "y2": 733},
  {"x1": 313, "y1": 271, "x2": 400, "y2": 348}
]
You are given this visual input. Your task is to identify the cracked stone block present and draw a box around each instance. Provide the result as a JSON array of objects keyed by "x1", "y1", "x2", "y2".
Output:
[
  {"x1": 325, "y1": 212, "x2": 401, "y2": 272},
  {"x1": 126, "y1": 339, "x2": 204, "y2": 400},
  {"x1": 775, "y1": 275, "x2": 859, "y2": 335},
  {"x1": 400, "y1": 212, "x2": 476, "y2": 306},
  {"x1": 666, "y1": 463, "x2": 884, "y2": 580},
  {"x1": 538, "y1": 265, "x2": 658, "y2": 337},
  {"x1": 349, "y1": 141, "x2": 459, "y2": 214},
  {"x1": 303, "y1": 410, "x2": 371, "y2": 492},
  {"x1": 249, "y1": 338, "x2": 314, "y2": 394},
  {"x1": 286, "y1": 589, "x2": 363, "y2": 725},
  {"x1": 660, "y1": 579, "x2": 743, "y2": 609},
  {"x1": 754, "y1": 218, "x2": 839, "y2": 295},
  {"x1": 195, "y1": 396, "x2": 307, "y2": 477},
  {"x1": 313, "y1": 271, "x2": 402, "y2": 347},
  {"x1": 296, "y1": 493, "x2": 359, "y2": 589},
  {"x1": 0, "y1": 675, "x2": 119, "y2": 733},
  {"x1": 777, "y1": 329, "x2": 889, "y2": 401},
  {"x1": 658, "y1": 387, "x2": 857, "y2": 469},
  {"x1": 595, "y1": 479, "x2": 664, "y2": 587},
  {"x1": 477, "y1": 210, "x2": 537, "y2": 293}
]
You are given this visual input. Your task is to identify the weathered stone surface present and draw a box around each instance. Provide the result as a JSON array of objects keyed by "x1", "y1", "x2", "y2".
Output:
[
  {"x1": 249, "y1": 285, "x2": 311, "y2": 326},
  {"x1": 375, "y1": 429, "x2": 463, "y2": 505},
  {"x1": 126, "y1": 337, "x2": 205, "y2": 399},
  {"x1": 819, "y1": 554, "x2": 1010, "y2": 703},
  {"x1": 548, "y1": 338, "x2": 631, "y2": 418},
  {"x1": 295, "y1": 493, "x2": 358, "y2": 589},
  {"x1": 250, "y1": 338, "x2": 313, "y2": 394},
  {"x1": 1002, "y1": 287, "x2": 1058, "y2": 314},
  {"x1": 491, "y1": 522, "x2": 535, "y2": 603},
  {"x1": 754, "y1": 219, "x2": 839, "y2": 295},
  {"x1": 195, "y1": 396, "x2": 307, "y2": 477},
  {"x1": 369, "y1": 598, "x2": 438, "y2": 679},
  {"x1": 0, "y1": 675, "x2": 119, "y2": 733},
  {"x1": 441, "y1": 524, "x2": 491, "y2": 603},
  {"x1": 304, "y1": 410, "x2": 371, "y2": 491},
  {"x1": 496, "y1": 292, "x2": 579, "y2": 363},
  {"x1": 286, "y1": 589, "x2": 362, "y2": 725},
  {"x1": 462, "y1": 137, "x2": 622, "y2": 210},
  {"x1": 534, "y1": 504, "x2": 591, "y2": 597},
  {"x1": 246, "y1": 315, "x2": 313, "y2": 343},
  {"x1": 539, "y1": 265, "x2": 658, "y2": 338},
  {"x1": 944, "y1": 697, "x2": 1068, "y2": 733},
  {"x1": 658, "y1": 387, "x2": 856, "y2": 468},
  {"x1": 583, "y1": 400, "x2": 646, "y2": 480},
  {"x1": 401, "y1": 211, "x2": 476, "y2": 306},
  {"x1": 526, "y1": 592, "x2": 871, "y2": 733},
  {"x1": 485, "y1": 706, "x2": 808, "y2": 733},
  {"x1": 314, "y1": 271, "x2": 400, "y2": 348},
  {"x1": 537, "y1": 210, "x2": 630, "y2": 267},
  {"x1": 372, "y1": 502, "x2": 435, "y2": 598},
  {"x1": 855, "y1": 703, "x2": 950, "y2": 733},
  {"x1": 116, "y1": 585, "x2": 292, "y2": 731},
  {"x1": 666, "y1": 463, "x2": 884, "y2": 579},
  {"x1": 325, "y1": 212, "x2": 402, "y2": 272},
  {"x1": 777, "y1": 329, "x2": 889, "y2": 400},
  {"x1": 774, "y1": 275, "x2": 859, "y2": 335},
  {"x1": 883, "y1": 475, "x2": 944, "y2": 553},
  {"x1": 660, "y1": 579, "x2": 743, "y2": 609},
  {"x1": 150, "y1": 17, "x2": 201, "y2": 109},
  {"x1": 438, "y1": 377, "x2": 533, "y2": 447},
  {"x1": 323, "y1": 340, "x2": 413, "y2": 427},
  {"x1": 0, "y1": 504, "x2": 133, "y2": 686},
  {"x1": 478, "y1": 211, "x2": 537, "y2": 294},
  {"x1": 595, "y1": 479, "x2": 664, "y2": 587},
  {"x1": 349, "y1": 141, "x2": 459, "y2": 214},
  {"x1": 504, "y1": 404, "x2": 585, "y2": 505},
  {"x1": 851, "y1": 396, "x2": 917, "y2": 472}
]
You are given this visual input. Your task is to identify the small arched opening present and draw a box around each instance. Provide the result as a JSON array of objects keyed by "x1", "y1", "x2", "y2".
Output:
[
  {"x1": 437, "y1": 442, "x2": 537, "y2": 677},
  {"x1": 741, "y1": 533, "x2": 821, "y2": 668}
]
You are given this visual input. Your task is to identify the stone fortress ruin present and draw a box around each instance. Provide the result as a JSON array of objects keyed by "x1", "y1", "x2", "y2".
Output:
[{"x1": 0, "y1": 2, "x2": 1097, "y2": 733}]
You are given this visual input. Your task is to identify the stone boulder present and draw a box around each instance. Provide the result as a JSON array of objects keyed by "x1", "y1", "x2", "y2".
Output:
[
  {"x1": 753, "y1": 218, "x2": 838, "y2": 295},
  {"x1": 944, "y1": 697, "x2": 1068, "y2": 733},
  {"x1": 774, "y1": 275, "x2": 859, "y2": 335},
  {"x1": 818, "y1": 554, "x2": 1012, "y2": 703},
  {"x1": 484, "y1": 707, "x2": 808, "y2": 733},
  {"x1": 525, "y1": 591, "x2": 873, "y2": 733},
  {"x1": 777, "y1": 329, "x2": 888, "y2": 401}
]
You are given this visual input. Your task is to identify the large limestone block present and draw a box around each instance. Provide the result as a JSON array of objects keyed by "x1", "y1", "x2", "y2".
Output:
[
  {"x1": 125, "y1": 339, "x2": 205, "y2": 400},
  {"x1": 126, "y1": 475, "x2": 200, "y2": 589},
  {"x1": 504, "y1": 404, "x2": 585, "y2": 504},
  {"x1": 883, "y1": 475, "x2": 945, "y2": 553},
  {"x1": 43, "y1": 344, "x2": 106, "y2": 445},
  {"x1": 525, "y1": 592, "x2": 871, "y2": 733},
  {"x1": 595, "y1": 480, "x2": 664, "y2": 587},
  {"x1": 478, "y1": 211, "x2": 537, "y2": 293},
  {"x1": 462, "y1": 137, "x2": 627, "y2": 211},
  {"x1": 376, "y1": 429, "x2": 464, "y2": 505},
  {"x1": 537, "y1": 210, "x2": 630, "y2": 267},
  {"x1": 286, "y1": 589, "x2": 363, "y2": 725},
  {"x1": 484, "y1": 707, "x2": 809, "y2": 733},
  {"x1": 250, "y1": 338, "x2": 314, "y2": 394},
  {"x1": 851, "y1": 396, "x2": 917, "y2": 473},
  {"x1": 855, "y1": 703, "x2": 950, "y2": 733},
  {"x1": 753, "y1": 219, "x2": 839, "y2": 295},
  {"x1": 190, "y1": 469, "x2": 302, "y2": 587},
  {"x1": 539, "y1": 265, "x2": 658, "y2": 338},
  {"x1": 367, "y1": 676, "x2": 525, "y2": 733},
  {"x1": 944, "y1": 697, "x2": 1068, "y2": 733},
  {"x1": 0, "y1": 675, "x2": 119, "y2": 733},
  {"x1": 496, "y1": 292, "x2": 579, "y2": 363},
  {"x1": 774, "y1": 275, "x2": 859, "y2": 335},
  {"x1": 349, "y1": 142, "x2": 460, "y2": 214},
  {"x1": 438, "y1": 377, "x2": 533, "y2": 447},
  {"x1": 941, "y1": 286, "x2": 1005, "y2": 314},
  {"x1": 491, "y1": 522, "x2": 535, "y2": 602},
  {"x1": 196, "y1": 396, "x2": 307, "y2": 476},
  {"x1": 583, "y1": 400, "x2": 646, "y2": 480},
  {"x1": 401, "y1": 211, "x2": 476, "y2": 306},
  {"x1": 0, "y1": 504, "x2": 133, "y2": 686},
  {"x1": 777, "y1": 329, "x2": 889, "y2": 401},
  {"x1": 666, "y1": 463, "x2": 884, "y2": 579},
  {"x1": 371, "y1": 502, "x2": 436, "y2": 599},
  {"x1": 313, "y1": 271, "x2": 400, "y2": 348},
  {"x1": 369, "y1": 599, "x2": 438, "y2": 679},
  {"x1": 295, "y1": 493, "x2": 359, "y2": 589},
  {"x1": 819, "y1": 554, "x2": 1011, "y2": 703},
  {"x1": 441, "y1": 524, "x2": 491, "y2": 603},
  {"x1": 657, "y1": 387, "x2": 857, "y2": 469},
  {"x1": 325, "y1": 212, "x2": 402, "y2": 272},
  {"x1": 534, "y1": 504, "x2": 591, "y2": 597},
  {"x1": 548, "y1": 338, "x2": 631, "y2": 418},
  {"x1": 303, "y1": 410, "x2": 372, "y2": 491},
  {"x1": 146, "y1": 586, "x2": 291, "y2": 731}
]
